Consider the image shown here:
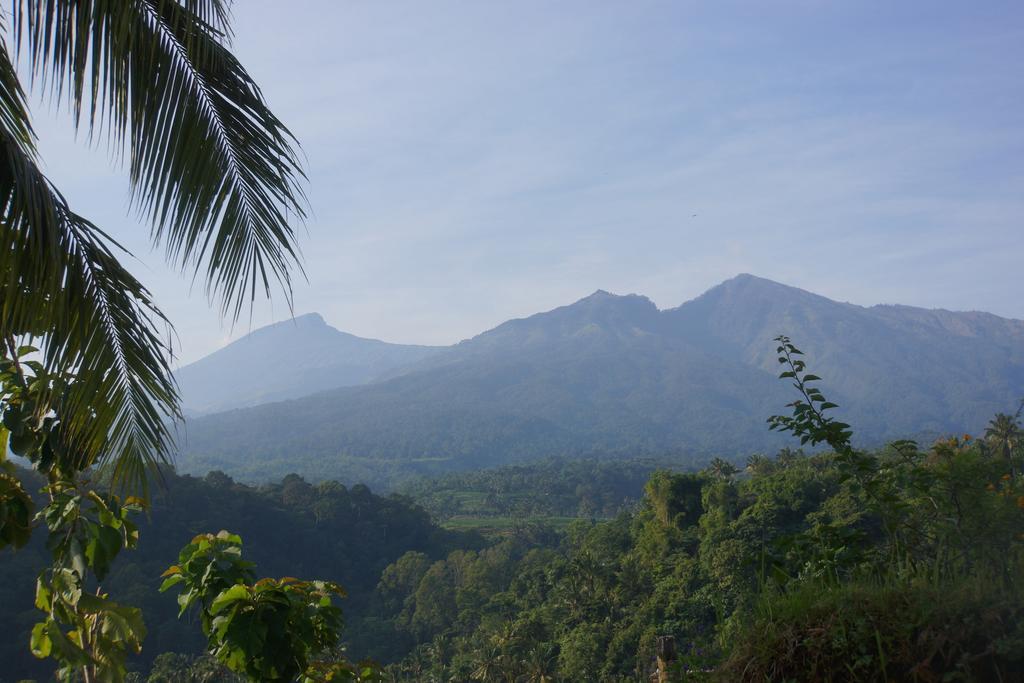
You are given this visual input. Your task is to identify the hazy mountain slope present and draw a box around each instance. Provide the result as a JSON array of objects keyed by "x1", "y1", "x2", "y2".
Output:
[
  {"x1": 667, "y1": 274, "x2": 1024, "y2": 438},
  {"x1": 175, "y1": 312, "x2": 440, "y2": 414},
  {"x1": 176, "y1": 276, "x2": 1024, "y2": 485}
]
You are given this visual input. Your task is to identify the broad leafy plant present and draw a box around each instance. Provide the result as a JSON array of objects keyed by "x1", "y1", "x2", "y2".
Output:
[
  {"x1": 30, "y1": 487, "x2": 146, "y2": 682},
  {"x1": 161, "y1": 531, "x2": 381, "y2": 682}
]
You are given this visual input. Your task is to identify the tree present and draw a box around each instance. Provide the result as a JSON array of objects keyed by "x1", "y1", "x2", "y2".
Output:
[
  {"x1": 160, "y1": 531, "x2": 381, "y2": 682},
  {"x1": 984, "y1": 405, "x2": 1023, "y2": 476},
  {"x1": 1, "y1": 349, "x2": 148, "y2": 681},
  {"x1": 644, "y1": 471, "x2": 704, "y2": 528},
  {"x1": 144, "y1": 652, "x2": 240, "y2": 683},
  {"x1": 707, "y1": 457, "x2": 739, "y2": 481},
  {"x1": 0, "y1": 0, "x2": 306, "y2": 491}
]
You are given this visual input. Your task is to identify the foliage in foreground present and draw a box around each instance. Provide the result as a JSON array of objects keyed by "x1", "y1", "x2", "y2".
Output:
[
  {"x1": 0, "y1": 345, "x2": 149, "y2": 682},
  {"x1": 718, "y1": 578, "x2": 1024, "y2": 681},
  {"x1": 366, "y1": 339, "x2": 1024, "y2": 681},
  {"x1": 0, "y1": 346, "x2": 389, "y2": 681},
  {"x1": 160, "y1": 531, "x2": 379, "y2": 682},
  {"x1": 0, "y1": 466, "x2": 473, "y2": 680}
]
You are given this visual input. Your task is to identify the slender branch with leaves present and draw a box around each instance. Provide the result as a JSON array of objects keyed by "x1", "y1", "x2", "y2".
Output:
[
  {"x1": 766, "y1": 336, "x2": 851, "y2": 454},
  {"x1": 1, "y1": 347, "x2": 147, "y2": 682},
  {"x1": 767, "y1": 335, "x2": 1022, "y2": 581}
]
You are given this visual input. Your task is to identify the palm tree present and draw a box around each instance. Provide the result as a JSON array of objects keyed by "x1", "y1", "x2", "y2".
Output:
[
  {"x1": 707, "y1": 456, "x2": 739, "y2": 480},
  {"x1": 0, "y1": 1, "x2": 306, "y2": 490},
  {"x1": 521, "y1": 643, "x2": 558, "y2": 683},
  {"x1": 469, "y1": 641, "x2": 506, "y2": 682},
  {"x1": 984, "y1": 404, "x2": 1023, "y2": 476}
]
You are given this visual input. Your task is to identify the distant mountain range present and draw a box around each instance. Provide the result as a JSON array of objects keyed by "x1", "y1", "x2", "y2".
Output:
[{"x1": 175, "y1": 275, "x2": 1024, "y2": 486}]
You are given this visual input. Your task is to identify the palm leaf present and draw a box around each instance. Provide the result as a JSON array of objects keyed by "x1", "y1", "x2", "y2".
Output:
[
  {"x1": 13, "y1": 0, "x2": 307, "y2": 319},
  {"x1": 0, "y1": 34, "x2": 178, "y2": 491}
]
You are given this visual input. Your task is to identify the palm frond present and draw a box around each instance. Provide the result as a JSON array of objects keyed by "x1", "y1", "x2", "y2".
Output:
[
  {"x1": 13, "y1": 0, "x2": 307, "y2": 319},
  {"x1": 0, "y1": 37, "x2": 178, "y2": 492},
  {"x1": 180, "y1": 0, "x2": 233, "y2": 39},
  {"x1": 0, "y1": 30, "x2": 34, "y2": 153}
]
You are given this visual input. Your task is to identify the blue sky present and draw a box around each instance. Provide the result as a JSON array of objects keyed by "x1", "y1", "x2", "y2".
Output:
[{"x1": 29, "y1": 1, "x2": 1024, "y2": 364}]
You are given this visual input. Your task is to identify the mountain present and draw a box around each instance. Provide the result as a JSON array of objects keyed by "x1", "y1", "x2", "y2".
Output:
[
  {"x1": 176, "y1": 276, "x2": 1024, "y2": 486},
  {"x1": 175, "y1": 312, "x2": 440, "y2": 414},
  {"x1": 668, "y1": 275, "x2": 1024, "y2": 435}
]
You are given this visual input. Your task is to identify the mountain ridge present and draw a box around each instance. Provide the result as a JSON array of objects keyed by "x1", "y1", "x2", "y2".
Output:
[{"x1": 175, "y1": 275, "x2": 1024, "y2": 486}]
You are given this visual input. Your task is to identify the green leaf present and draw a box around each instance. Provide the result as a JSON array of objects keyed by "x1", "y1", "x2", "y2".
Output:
[
  {"x1": 30, "y1": 621, "x2": 52, "y2": 658},
  {"x1": 43, "y1": 620, "x2": 90, "y2": 666},
  {"x1": 159, "y1": 574, "x2": 184, "y2": 592},
  {"x1": 210, "y1": 583, "x2": 250, "y2": 614},
  {"x1": 215, "y1": 530, "x2": 244, "y2": 545}
]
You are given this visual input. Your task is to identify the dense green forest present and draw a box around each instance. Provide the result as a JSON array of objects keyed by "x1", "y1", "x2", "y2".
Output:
[
  {"x1": 5, "y1": 417, "x2": 1023, "y2": 681},
  {"x1": 370, "y1": 438, "x2": 1024, "y2": 680},
  {"x1": 0, "y1": 467, "x2": 480, "y2": 681},
  {"x1": 398, "y1": 458, "x2": 659, "y2": 522},
  {"x1": 0, "y1": 457, "x2": 652, "y2": 680}
]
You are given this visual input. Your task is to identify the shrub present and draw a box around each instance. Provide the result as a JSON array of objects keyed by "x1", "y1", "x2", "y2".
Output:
[{"x1": 716, "y1": 578, "x2": 1024, "y2": 682}]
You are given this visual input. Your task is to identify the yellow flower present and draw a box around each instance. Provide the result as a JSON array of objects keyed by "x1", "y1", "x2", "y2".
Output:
[
  {"x1": 1017, "y1": 496, "x2": 1024, "y2": 510},
  {"x1": 986, "y1": 483, "x2": 997, "y2": 491},
  {"x1": 1002, "y1": 474, "x2": 1012, "y2": 481}
]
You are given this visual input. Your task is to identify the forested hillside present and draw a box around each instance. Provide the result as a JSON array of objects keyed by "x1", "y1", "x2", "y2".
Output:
[
  {"x1": 177, "y1": 275, "x2": 1024, "y2": 486},
  {"x1": 400, "y1": 458, "x2": 659, "y2": 521},
  {"x1": 0, "y1": 468, "x2": 477, "y2": 681},
  {"x1": 370, "y1": 432, "x2": 1024, "y2": 680},
  {"x1": 4, "y1": 401, "x2": 1022, "y2": 681}
]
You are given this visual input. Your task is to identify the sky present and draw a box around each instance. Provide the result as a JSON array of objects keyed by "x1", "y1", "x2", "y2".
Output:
[{"x1": 28, "y1": 0, "x2": 1024, "y2": 365}]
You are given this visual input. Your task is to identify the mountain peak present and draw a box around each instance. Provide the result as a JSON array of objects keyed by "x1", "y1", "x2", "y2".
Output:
[
  {"x1": 241, "y1": 312, "x2": 329, "y2": 339},
  {"x1": 177, "y1": 276, "x2": 1024, "y2": 485},
  {"x1": 567, "y1": 290, "x2": 660, "y2": 322},
  {"x1": 576, "y1": 289, "x2": 656, "y2": 307},
  {"x1": 690, "y1": 274, "x2": 838, "y2": 309},
  {"x1": 292, "y1": 312, "x2": 327, "y2": 327},
  {"x1": 462, "y1": 289, "x2": 660, "y2": 350},
  {"x1": 718, "y1": 273, "x2": 793, "y2": 291},
  {"x1": 175, "y1": 312, "x2": 440, "y2": 414}
]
